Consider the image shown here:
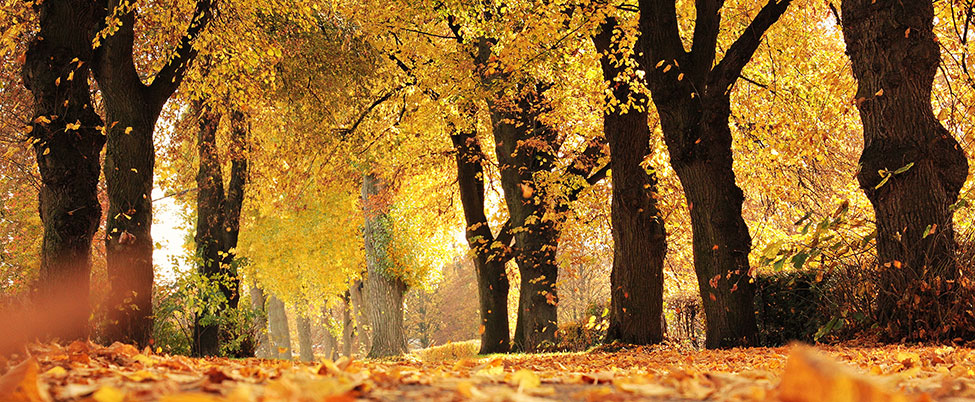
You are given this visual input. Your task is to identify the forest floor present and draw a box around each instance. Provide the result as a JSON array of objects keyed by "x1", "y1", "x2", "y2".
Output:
[{"x1": 1, "y1": 340, "x2": 974, "y2": 401}]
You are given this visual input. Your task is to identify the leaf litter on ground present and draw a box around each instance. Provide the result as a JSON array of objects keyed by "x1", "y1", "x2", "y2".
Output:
[{"x1": 1, "y1": 341, "x2": 975, "y2": 401}]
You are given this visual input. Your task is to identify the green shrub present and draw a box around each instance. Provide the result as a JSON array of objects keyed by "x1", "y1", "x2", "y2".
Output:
[
  {"x1": 753, "y1": 270, "x2": 832, "y2": 345},
  {"x1": 151, "y1": 257, "x2": 258, "y2": 357}
]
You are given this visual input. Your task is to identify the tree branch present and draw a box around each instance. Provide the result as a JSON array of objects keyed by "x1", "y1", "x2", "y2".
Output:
[
  {"x1": 148, "y1": 0, "x2": 218, "y2": 106},
  {"x1": 710, "y1": 0, "x2": 792, "y2": 93},
  {"x1": 338, "y1": 87, "x2": 403, "y2": 137},
  {"x1": 638, "y1": 0, "x2": 690, "y2": 65},
  {"x1": 689, "y1": 0, "x2": 724, "y2": 82}
]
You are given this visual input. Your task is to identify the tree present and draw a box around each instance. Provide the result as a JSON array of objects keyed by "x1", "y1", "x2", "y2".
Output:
[
  {"x1": 450, "y1": 125, "x2": 513, "y2": 353},
  {"x1": 192, "y1": 104, "x2": 248, "y2": 357},
  {"x1": 297, "y1": 314, "x2": 314, "y2": 361},
  {"x1": 840, "y1": 0, "x2": 970, "y2": 340},
  {"x1": 249, "y1": 285, "x2": 270, "y2": 358},
  {"x1": 93, "y1": 0, "x2": 216, "y2": 346},
  {"x1": 594, "y1": 16, "x2": 668, "y2": 345},
  {"x1": 20, "y1": 0, "x2": 105, "y2": 341},
  {"x1": 266, "y1": 294, "x2": 292, "y2": 359},
  {"x1": 361, "y1": 173, "x2": 408, "y2": 357},
  {"x1": 637, "y1": 0, "x2": 792, "y2": 348}
]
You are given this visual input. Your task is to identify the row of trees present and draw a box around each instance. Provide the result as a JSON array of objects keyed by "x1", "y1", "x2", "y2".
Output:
[{"x1": 2, "y1": 0, "x2": 974, "y2": 356}]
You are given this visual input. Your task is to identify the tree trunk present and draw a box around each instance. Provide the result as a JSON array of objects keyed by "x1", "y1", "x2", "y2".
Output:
[
  {"x1": 249, "y1": 285, "x2": 270, "y2": 358},
  {"x1": 594, "y1": 19, "x2": 668, "y2": 345},
  {"x1": 349, "y1": 281, "x2": 369, "y2": 356},
  {"x1": 297, "y1": 315, "x2": 314, "y2": 362},
  {"x1": 92, "y1": 0, "x2": 215, "y2": 346},
  {"x1": 841, "y1": 0, "x2": 970, "y2": 340},
  {"x1": 221, "y1": 111, "x2": 248, "y2": 311},
  {"x1": 266, "y1": 294, "x2": 292, "y2": 359},
  {"x1": 322, "y1": 325, "x2": 338, "y2": 361},
  {"x1": 191, "y1": 105, "x2": 248, "y2": 356},
  {"x1": 192, "y1": 102, "x2": 223, "y2": 357},
  {"x1": 21, "y1": 0, "x2": 104, "y2": 342},
  {"x1": 361, "y1": 174, "x2": 408, "y2": 357},
  {"x1": 450, "y1": 127, "x2": 511, "y2": 354},
  {"x1": 637, "y1": 0, "x2": 790, "y2": 348},
  {"x1": 670, "y1": 116, "x2": 758, "y2": 348},
  {"x1": 488, "y1": 88, "x2": 563, "y2": 352},
  {"x1": 342, "y1": 291, "x2": 354, "y2": 357},
  {"x1": 321, "y1": 307, "x2": 339, "y2": 361}
]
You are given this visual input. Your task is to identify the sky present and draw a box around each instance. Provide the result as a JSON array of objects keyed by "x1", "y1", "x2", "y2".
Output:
[{"x1": 152, "y1": 186, "x2": 186, "y2": 284}]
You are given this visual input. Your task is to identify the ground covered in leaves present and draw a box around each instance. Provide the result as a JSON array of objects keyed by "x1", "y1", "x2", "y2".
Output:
[{"x1": 2, "y1": 341, "x2": 975, "y2": 401}]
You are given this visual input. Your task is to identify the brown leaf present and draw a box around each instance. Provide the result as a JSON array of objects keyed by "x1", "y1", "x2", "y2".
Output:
[
  {"x1": 778, "y1": 346, "x2": 913, "y2": 402},
  {"x1": 0, "y1": 359, "x2": 51, "y2": 402}
]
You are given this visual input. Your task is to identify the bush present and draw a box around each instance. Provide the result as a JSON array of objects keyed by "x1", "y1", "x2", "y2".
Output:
[
  {"x1": 553, "y1": 303, "x2": 609, "y2": 352},
  {"x1": 151, "y1": 259, "x2": 259, "y2": 356},
  {"x1": 753, "y1": 270, "x2": 833, "y2": 345},
  {"x1": 412, "y1": 340, "x2": 480, "y2": 361}
]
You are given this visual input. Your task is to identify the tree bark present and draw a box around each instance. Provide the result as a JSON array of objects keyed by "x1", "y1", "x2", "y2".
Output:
[
  {"x1": 249, "y1": 285, "x2": 270, "y2": 358},
  {"x1": 21, "y1": 0, "x2": 105, "y2": 341},
  {"x1": 92, "y1": 0, "x2": 215, "y2": 346},
  {"x1": 266, "y1": 294, "x2": 292, "y2": 359},
  {"x1": 342, "y1": 291, "x2": 354, "y2": 357},
  {"x1": 445, "y1": 23, "x2": 607, "y2": 353},
  {"x1": 349, "y1": 281, "x2": 369, "y2": 355},
  {"x1": 297, "y1": 315, "x2": 314, "y2": 362},
  {"x1": 450, "y1": 126, "x2": 512, "y2": 354},
  {"x1": 488, "y1": 88, "x2": 563, "y2": 352},
  {"x1": 637, "y1": 0, "x2": 791, "y2": 348},
  {"x1": 594, "y1": 18, "x2": 668, "y2": 345},
  {"x1": 841, "y1": 0, "x2": 970, "y2": 340},
  {"x1": 192, "y1": 105, "x2": 248, "y2": 356},
  {"x1": 321, "y1": 307, "x2": 339, "y2": 360},
  {"x1": 192, "y1": 102, "x2": 222, "y2": 357},
  {"x1": 361, "y1": 174, "x2": 408, "y2": 357}
]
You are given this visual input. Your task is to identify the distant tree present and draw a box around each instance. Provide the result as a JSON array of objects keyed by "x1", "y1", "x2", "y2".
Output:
[
  {"x1": 266, "y1": 294, "x2": 292, "y2": 359},
  {"x1": 192, "y1": 103, "x2": 248, "y2": 357},
  {"x1": 361, "y1": 173, "x2": 408, "y2": 357}
]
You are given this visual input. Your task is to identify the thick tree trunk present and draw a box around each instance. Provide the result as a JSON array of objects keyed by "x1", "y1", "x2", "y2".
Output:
[
  {"x1": 594, "y1": 19, "x2": 668, "y2": 345},
  {"x1": 450, "y1": 127, "x2": 511, "y2": 354},
  {"x1": 93, "y1": 5, "x2": 160, "y2": 345},
  {"x1": 21, "y1": 0, "x2": 104, "y2": 341},
  {"x1": 100, "y1": 99, "x2": 157, "y2": 347},
  {"x1": 671, "y1": 117, "x2": 757, "y2": 348},
  {"x1": 656, "y1": 94, "x2": 759, "y2": 348},
  {"x1": 249, "y1": 285, "x2": 270, "y2": 358},
  {"x1": 297, "y1": 315, "x2": 314, "y2": 362},
  {"x1": 488, "y1": 89, "x2": 562, "y2": 352},
  {"x1": 637, "y1": 0, "x2": 790, "y2": 348},
  {"x1": 361, "y1": 174, "x2": 408, "y2": 357},
  {"x1": 266, "y1": 294, "x2": 292, "y2": 359},
  {"x1": 841, "y1": 0, "x2": 970, "y2": 340}
]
